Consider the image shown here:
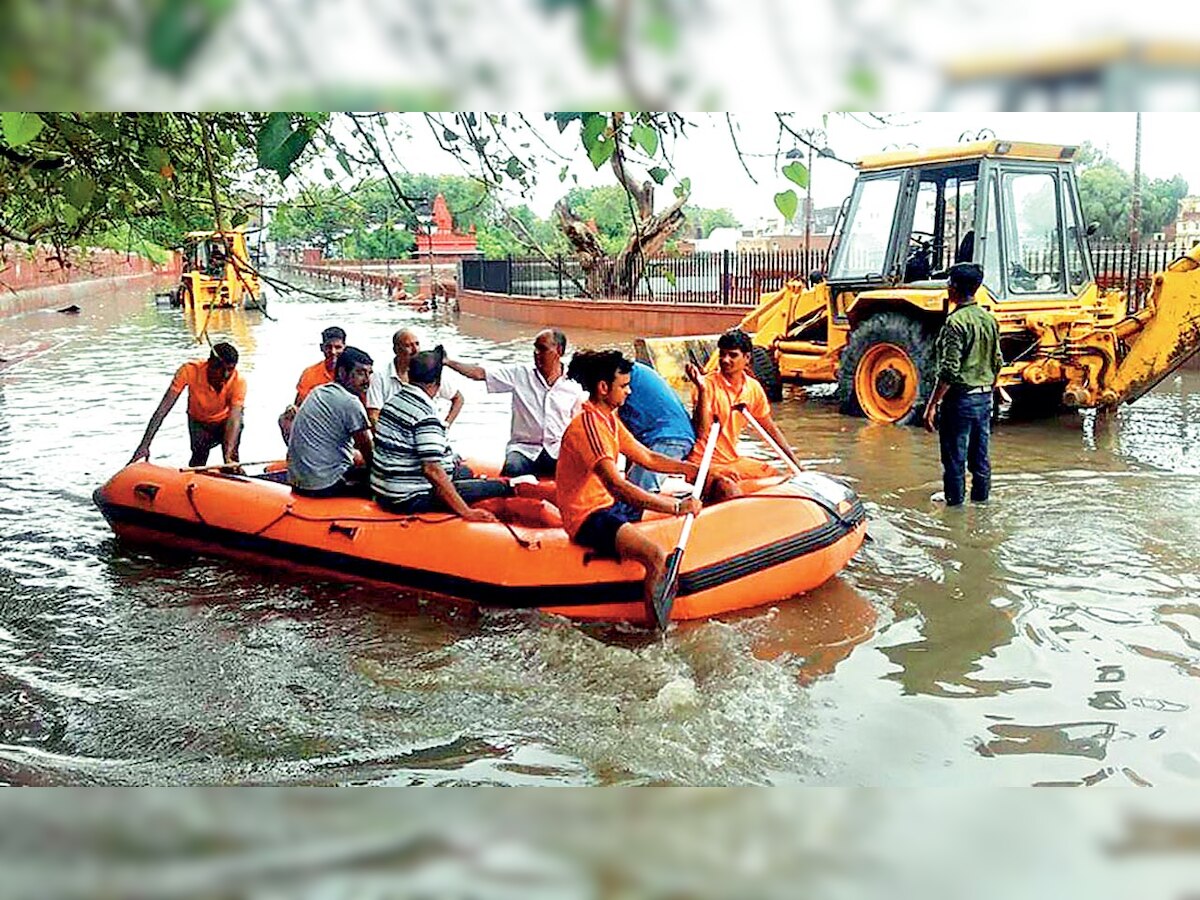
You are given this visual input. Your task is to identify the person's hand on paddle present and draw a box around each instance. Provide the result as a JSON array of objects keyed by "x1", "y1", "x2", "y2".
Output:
[
  {"x1": 672, "y1": 496, "x2": 702, "y2": 517},
  {"x1": 684, "y1": 362, "x2": 704, "y2": 388},
  {"x1": 462, "y1": 508, "x2": 499, "y2": 524}
]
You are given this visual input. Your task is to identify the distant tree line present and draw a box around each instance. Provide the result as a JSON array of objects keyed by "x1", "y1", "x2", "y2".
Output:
[{"x1": 268, "y1": 175, "x2": 741, "y2": 261}]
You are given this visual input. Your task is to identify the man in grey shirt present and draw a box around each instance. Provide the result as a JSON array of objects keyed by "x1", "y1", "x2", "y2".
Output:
[{"x1": 288, "y1": 346, "x2": 375, "y2": 497}]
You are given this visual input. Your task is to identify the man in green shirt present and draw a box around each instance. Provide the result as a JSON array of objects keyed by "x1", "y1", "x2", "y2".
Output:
[{"x1": 923, "y1": 262, "x2": 1003, "y2": 505}]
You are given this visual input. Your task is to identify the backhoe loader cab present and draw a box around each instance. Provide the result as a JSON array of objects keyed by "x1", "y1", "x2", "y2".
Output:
[
  {"x1": 829, "y1": 142, "x2": 1092, "y2": 301},
  {"x1": 175, "y1": 229, "x2": 262, "y2": 311},
  {"x1": 640, "y1": 138, "x2": 1200, "y2": 425}
]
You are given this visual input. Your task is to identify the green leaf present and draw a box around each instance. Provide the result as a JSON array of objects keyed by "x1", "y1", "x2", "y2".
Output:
[
  {"x1": 631, "y1": 122, "x2": 659, "y2": 157},
  {"x1": 256, "y1": 112, "x2": 311, "y2": 179},
  {"x1": 673, "y1": 176, "x2": 691, "y2": 199},
  {"x1": 231, "y1": 209, "x2": 249, "y2": 227},
  {"x1": 550, "y1": 112, "x2": 587, "y2": 133},
  {"x1": 256, "y1": 113, "x2": 291, "y2": 166},
  {"x1": 559, "y1": 165, "x2": 569, "y2": 182},
  {"x1": 336, "y1": 149, "x2": 352, "y2": 176},
  {"x1": 580, "y1": 113, "x2": 607, "y2": 153},
  {"x1": 782, "y1": 160, "x2": 809, "y2": 189},
  {"x1": 664, "y1": 269, "x2": 677, "y2": 287},
  {"x1": 62, "y1": 205, "x2": 79, "y2": 228},
  {"x1": 443, "y1": 128, "x2": 459, "y2": 142},
  {"x1": 774, "y1": 190, "x2": 798, "y2": 221},
  {"x1": 505, "y1": 156, "x2": 524, "y2": 179},
  {"x1": 65, "y1": 174, "x2": 96, "y2": 211},
  {"x1": 1, "y1": 112, "x2": 44, "y2": 147},
  {"x1": 587, "y1": 137, "x2": 615, "y2": 169},
  {"x1": 648, "y1": 166, "x2": 668, "y2": 185},
  {"x1": 323, "y1": 167, "x2": 335, "y2": 180}
]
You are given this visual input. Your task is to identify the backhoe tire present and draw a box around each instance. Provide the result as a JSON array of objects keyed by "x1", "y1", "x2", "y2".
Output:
[
  {"x1": 751, "y1": 346, "x2": 784, "y2": 402},
  {"x1": 837, "y1": 312, "x2": 936, "y2": 425}
]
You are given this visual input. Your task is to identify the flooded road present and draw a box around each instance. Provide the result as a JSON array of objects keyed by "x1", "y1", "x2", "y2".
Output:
[{"x1": 1, "y1": 274, "x2": 1198, "y2": 786}]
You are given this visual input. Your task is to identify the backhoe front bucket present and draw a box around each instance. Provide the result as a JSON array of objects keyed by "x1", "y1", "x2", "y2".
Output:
[
  {"x1": 635, "y1": 335, "x2": 720, "y2": 394},
  {"x1": 1109, "y1": 246, "x2": 1200, "y2": 405}
]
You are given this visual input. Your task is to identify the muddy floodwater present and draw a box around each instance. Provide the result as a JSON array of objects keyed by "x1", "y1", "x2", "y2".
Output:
[{"x1": 1, "y1": 274, "x2": 1198, "y2": 787}]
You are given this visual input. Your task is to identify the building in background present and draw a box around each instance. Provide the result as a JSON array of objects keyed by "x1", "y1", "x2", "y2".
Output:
[{"x1": 414, "y1": 193, "x2": 480, "y2": 263}]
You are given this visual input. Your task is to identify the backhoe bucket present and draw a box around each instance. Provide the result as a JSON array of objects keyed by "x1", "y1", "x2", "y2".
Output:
[
  {"x1": 634, "y1": 335, "x2": 719, "y2": 394},
  {"x1": 1110, "y1": 246, "x2": 1200, "y2": 405}
]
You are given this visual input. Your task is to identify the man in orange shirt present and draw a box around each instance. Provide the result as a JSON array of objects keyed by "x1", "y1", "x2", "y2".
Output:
[
  {"x1": 278, "y1": 326, "x2": 346, "y2": 443},
  {"x1": 685, "y1": 328, "x2": 801, "y2": 489},
  {"x1": 557, "y1": 350, "x2": 702, "y2": 616},
  {"x1": 130, "y1": 342, "x2": 245, "y2": 467}
]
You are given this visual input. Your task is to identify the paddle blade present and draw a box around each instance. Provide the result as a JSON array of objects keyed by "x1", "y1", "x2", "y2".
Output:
[{"x1": 650, "y1": 547, "x2": 684, "y2": 630}]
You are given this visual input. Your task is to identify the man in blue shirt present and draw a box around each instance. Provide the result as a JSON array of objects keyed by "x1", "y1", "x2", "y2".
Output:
[{"x1": 617, "y1": 361, "x2": 696, "y2": 493}]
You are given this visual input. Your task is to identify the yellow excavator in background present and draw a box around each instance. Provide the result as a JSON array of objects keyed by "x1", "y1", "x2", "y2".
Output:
[
  {"x1": 172, "y1": 229, "x2": 264, "y2": 312},
  {"x1": 638, "y1": 140, "x2": 1200, "y2": 424}
]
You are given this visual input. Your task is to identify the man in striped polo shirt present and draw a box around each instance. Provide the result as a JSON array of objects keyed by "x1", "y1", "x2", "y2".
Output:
[{"x1": 371, "y1": 347, "x2": 507, "y2": 521}]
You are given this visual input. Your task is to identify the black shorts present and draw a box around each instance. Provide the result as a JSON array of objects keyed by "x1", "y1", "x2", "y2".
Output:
[
  {"x1": 187, "y1": 416, "x2": 241, "y2": 467},
  {"x1": 573, "y1": 505, "x2": 643, "y2": 559}
]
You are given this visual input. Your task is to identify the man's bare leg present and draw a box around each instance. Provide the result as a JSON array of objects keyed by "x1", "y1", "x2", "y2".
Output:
[{"x1": 614, "y1": 524, "x2": 668, "y2": 622}]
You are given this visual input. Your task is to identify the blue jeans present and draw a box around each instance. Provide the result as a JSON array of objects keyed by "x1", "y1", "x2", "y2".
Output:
[
  {"x1": 615, "y1": 436, "x2": 694, "y2": 519},
  {"x1": 502, "y1": 449, "x2": 557, "y2": 478},
  {"x1": 939, "y1": 391, "x2": 992, "y2": 506}
]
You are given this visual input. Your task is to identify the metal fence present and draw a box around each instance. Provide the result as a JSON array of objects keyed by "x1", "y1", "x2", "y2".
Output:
[
  {"x1": 461, "y1": 250, "x2": 828, "y2": 305},
  {"x1": 459, "y1": 242, "x2": 1195, "y2": 305}
]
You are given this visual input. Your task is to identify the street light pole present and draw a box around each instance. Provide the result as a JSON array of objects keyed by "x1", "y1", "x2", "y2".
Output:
[
  {"x1": 1127, "y1": 111, "x2": 1143, "y2": 311},
  {"x1": 804, "y1": 139, "x2": 814, "y2": 265}
]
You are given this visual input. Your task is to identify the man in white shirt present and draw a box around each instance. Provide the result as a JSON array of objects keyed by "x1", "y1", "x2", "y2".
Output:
[
  {"x1": 366, "y1": 327, "x2": 464, "y2": 429},
  {"x1": 445, "y1": 328, "x2": 585, "y2": 477}
]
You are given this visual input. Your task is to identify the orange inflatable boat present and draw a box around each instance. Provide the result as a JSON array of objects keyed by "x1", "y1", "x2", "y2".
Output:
[{"x1": 94, "y1": 463, "x2": 867, "y2": 624}]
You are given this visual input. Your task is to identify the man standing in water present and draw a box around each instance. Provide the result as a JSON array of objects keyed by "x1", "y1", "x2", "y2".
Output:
[
  {"x1": 130, "y1": 342, "x2": 244, "y2": 467},
  {"x1": 444, "y1": 329, "x2": 584, "y2": 477},
  {"x1": 923, "y1": 262, "x2": 1003, "y2": 505}
]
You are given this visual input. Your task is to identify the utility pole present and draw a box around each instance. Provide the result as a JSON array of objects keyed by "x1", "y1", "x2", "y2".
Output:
[
  {"x1": 804, "y1": 138, "x2": 814, "y2": 264},
  {"x1": 1127, "y1": 111, "x2": 1143, "y2": 311}
]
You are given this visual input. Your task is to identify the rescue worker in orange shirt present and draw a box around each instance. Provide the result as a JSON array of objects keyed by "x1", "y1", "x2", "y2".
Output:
[
  {"x1": 556, "y1": 349, "x2": 703, "y2": 617},
  {"x1": 684, "y1": 328, "x2": 802, "y2": 493},
  {"x1": 129, "y1": 342, "x2": 245, "y2": 467},
  {"x1": 278, "y1": 326, "x2": 346, "y2": 444}
]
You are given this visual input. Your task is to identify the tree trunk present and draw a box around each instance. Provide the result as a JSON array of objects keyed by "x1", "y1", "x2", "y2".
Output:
[{"x1": 554, "y1": 193, "x2": 688, "y2": 298}]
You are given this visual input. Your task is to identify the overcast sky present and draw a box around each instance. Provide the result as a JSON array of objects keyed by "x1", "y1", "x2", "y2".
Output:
[{"x1": 312, "y1": 113, "x2": 1198, "y2": 229}]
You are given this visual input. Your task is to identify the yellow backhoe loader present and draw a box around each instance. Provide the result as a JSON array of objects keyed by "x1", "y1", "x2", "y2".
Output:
[
  {"x1": 639, "y1": 140, "x2": 1200, "y2": 424},
  {"x1": 171, "y1": 229, "x2": 264, "y2": 312}
]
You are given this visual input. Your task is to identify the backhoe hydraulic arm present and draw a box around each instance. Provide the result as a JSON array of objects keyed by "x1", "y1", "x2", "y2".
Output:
[{"x1": 1104, "y1": 244, "x2": 1200, "y2": 405}]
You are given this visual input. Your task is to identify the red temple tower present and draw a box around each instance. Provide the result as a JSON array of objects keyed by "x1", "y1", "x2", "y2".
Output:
[{"x1": 414, "y1": 193, "x2": 480, "y2": 262}]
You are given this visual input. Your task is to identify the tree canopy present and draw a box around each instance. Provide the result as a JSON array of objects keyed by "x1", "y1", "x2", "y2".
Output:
[
  {"x1": 1076, "y1": 141, "x2": 1189, "y2": 240},
  {"x1": 0, "y1": 111, "x2": 325, "y2": 257}
]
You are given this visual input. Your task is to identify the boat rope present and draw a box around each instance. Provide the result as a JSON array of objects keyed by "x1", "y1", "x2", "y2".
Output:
[
  {"x1": 738, "y1": 490, "x2": 860, "y2": 530},
  {"x1": 184, "y1": 482, "x2": 208, "y2": 526}
]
